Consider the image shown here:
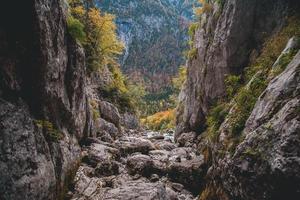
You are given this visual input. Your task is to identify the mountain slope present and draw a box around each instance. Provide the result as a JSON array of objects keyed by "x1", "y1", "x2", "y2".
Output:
[{"x1": 98, "y1": 0, "x2": 199, "y2": 92}]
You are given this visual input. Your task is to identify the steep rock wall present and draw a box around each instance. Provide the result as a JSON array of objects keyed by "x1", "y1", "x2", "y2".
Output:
[
  {"x1": 176, "y1": 0, "x2": 298, "y2": 137},
  {"x1": 0, "y1": 0, "x2": 90, "y2": 199},
  {"x1": 176, "y1": 0, "x2": 300, "y2": 199},
  {"x1": 218, "y1": 51, "x2": 300, "y2": 200}
]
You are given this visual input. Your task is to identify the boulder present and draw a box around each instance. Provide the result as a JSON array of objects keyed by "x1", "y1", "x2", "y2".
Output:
[
  {"x1": 149, "y1": 150, "x2": 170, "y2": 174},
  {"x1": 82, "y1": 143, "x2": 119, "y2": 167},
  {"x1": 120, "y1": 112, "x2": 139, "y2": 129},
  {"x1": 154, "y1": 141, "x2": 177, "y2": 151},
  {"x1": 97, "y1": 131, "x2": 114, "y2": 143},
  {"x1": 176, "y1": 132, "x2": 197, "y2": 147},
  {"x1": 99, "y1": 101, "x2": 121, "y2": 128},
  {"x1": 126, "y1": 154, "x2": 154, "y2": 176},
  {"x1": 71, "y1": 166, "x2": 104, "y2": 200},
  {"x1": 103, "y1": 181, "x2": 170, "y2": 200},
  {"x1": 117, "y1": 137, "x2": 156, "y2": 156},
  {"x1": 168, "y1": 156, "x2": 206, "y2": 193},
  {"x1": 96, "y1": 118, "x2": 119, "y2": 140},
  {"x1": 94, "y1": 160, "x2": 119, "y2": 177}
]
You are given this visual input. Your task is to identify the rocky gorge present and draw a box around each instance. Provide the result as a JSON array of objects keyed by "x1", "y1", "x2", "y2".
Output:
[
  {"x1": 69, "y1": 131, "x2": 204, "y2": 200},
  {"x1": 0, "y1": 0, "x2": 300, "y2": 200}
]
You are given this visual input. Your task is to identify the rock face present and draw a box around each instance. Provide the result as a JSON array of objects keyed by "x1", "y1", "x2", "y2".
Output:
[
  {"x1": 220, "y1": 51, "x2": 300, "y2": 200},
  {"x1": 0, "y1": 0, "x2": 87, "y2": 199},
  {"x1": 176, "y1": 0, "x2": 299, "y2": 137},
  {"x1": 175, "y1": 0, "x2": 300, "y2": 199},
  {"x1": 0, "y1": 0, "x2": 132, "y2": 199}
]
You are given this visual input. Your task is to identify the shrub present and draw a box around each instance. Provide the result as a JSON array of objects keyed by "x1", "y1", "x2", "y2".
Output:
[
  {"x1": 188, "y1": 22, "x2": 199, "y2": 38},
  {"x1": 188, "y1": 48, "x2": 198, "y2": 59},
  {"x1": 35, "y1": 120, "x2": 63, "y2": 142},
  {"x1": 67, "y1": 16, "x2": 86, "y2": 43},
  {"x1": 194, "y1": 0, "x2": 213, "y2": 17},
  {"x1": 90, "y1": 100, "x2": 100, "y2": 120},
  {"x1": 224, "y1": 75, "x2": 241, "y2": 99},
  {"x1": 270, "y1": 50, "x2": 298, "y2": 78},
  {"x1": 206, "y1": 102, "x2": 228, "y2": 141},
  {"x1": 141, "y1": 109, "x2": 175, "y2": 131},
  {"x1": 203, "y1": 17, "x2": 300, "y2": 148}
]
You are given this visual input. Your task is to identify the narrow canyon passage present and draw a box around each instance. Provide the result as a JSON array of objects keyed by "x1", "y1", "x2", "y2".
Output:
[
  {"x1": 1, "y1": 0, "x2": 300, "y2": 200},
  {"x1": 69, "y1": 130, "x2": 204, "y2": 200}
]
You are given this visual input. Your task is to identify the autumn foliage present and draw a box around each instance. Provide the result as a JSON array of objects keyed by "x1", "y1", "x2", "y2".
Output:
[
  {"x1": 194, "y1": 0, "x2": 213, "y2": 17},
  {"x1": 141, "y1": 109, "x2": 175, "y2": 131},
  {"x1": 68, "y1": 0, "x2": 124, "y2": 72}
]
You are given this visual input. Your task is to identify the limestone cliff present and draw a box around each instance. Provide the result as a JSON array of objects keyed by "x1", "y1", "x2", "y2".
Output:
[
  {"x1": 176, "y1": 0, "x2": 300, "y2": 199},
  {"x1": 0, "y1": 0, "x2": 133, "y2": 199},
  {"x1": 176, "y1": 0, "x2": 299, "y2": 136}
]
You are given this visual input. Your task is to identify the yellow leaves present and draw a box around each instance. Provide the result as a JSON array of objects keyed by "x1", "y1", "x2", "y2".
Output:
[
  {"x1": 142, "y1": 109, "x2": 176, "y2": 131},
  {"x1": 68, "y1": 0, "x2": 85, "y2": 18},
  {"x1": 72, "y1": 6, "x2": 85, "y2": 18},
  {"x1": 86, "y1": 8, "x2": 124, "y2": 70},
  {"x1": 194, "y1": 7, "x2": 204, "y2": 17},
  {"x1": 68, "y1": 0, "x2": 124, "y2": 71},
  {"x1": 109, "y1": 65, "x2": 128, "y2": 94},
  {"x1": 193, "y1": 0, "x2": 213, "y2": 17}
]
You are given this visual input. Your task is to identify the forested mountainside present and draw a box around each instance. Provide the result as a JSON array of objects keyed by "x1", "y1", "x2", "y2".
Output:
[
  {"x1": 0, "y1": 0, "x2": 300, "y2": 200},
  {"x1": 98, "y1": 0, "x2": 198, "y2": 92},
  {"x1": 99, "y1": 0, "x2": 197, "y2": 92}
]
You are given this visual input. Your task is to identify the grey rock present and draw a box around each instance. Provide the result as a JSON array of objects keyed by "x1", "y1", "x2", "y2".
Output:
[
  {"x1": 0, "y1": 99, "x2": 81, "y2": 200},
  {"x1": 126, "y1": 154, "x2": 154, "y2": 176},
  {"x1": 71, "y1": 166, "x2": 104, "y2": 200},
  {"x1": 220, "y1": 51, "x2": 300, "y2": 200},
  {"x1": 0, "y1": 0, "x2": 86, "y2": 198},
  {"x1": 177, "y1": 132, "x2": 197, "y2": 147},
  {"x1": 94, "y1": 160, "x2": 119, "y2": 177},
  {"x1": 97, "y1": 131, "x2": 114, "y2": 143},
  {"x1": 103, "y1": 181, "x2": 170, "y2": 200},
  {"x1": 120, "y1": 112, "x2": 140, "y2": 129},
  {"x1": 82, "y1": 143, "x2": 119, "y2": 168},
  {"x1": 168, "y1": 156, "x2": 206, "y2": 193},
  {"x1": 171, "y1": 183, "x2": 184, "y2": 192},
  {"x1": 166, "y1": 187, "x2": 179, "y2": 200},
  {"x1": 99, "y1": 101, "x2": 121, "y2": 128},
  {"x1": 150, "y1": 174, "x2": 160, "y2": 182},
  {"x1": 272, "y1": 37, "x2": 300, "y2": 68},
  {"x1": 175, "y1": 0, "x2": 296, "y2": 139},
  {"x1": 97, "y1": 118, "x2": 119, "y2": 139},
  {"x1": 154, "y1": 140, "x2": 177, "y2": 151},
  {"x1": 117, "y1": 136, "x2": 156, "y2": 156}
]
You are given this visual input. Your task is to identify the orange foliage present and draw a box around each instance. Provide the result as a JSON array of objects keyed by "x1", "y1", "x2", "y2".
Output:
[{"x1": 141, "y1": 109, "x2": 175, "y2": 131}]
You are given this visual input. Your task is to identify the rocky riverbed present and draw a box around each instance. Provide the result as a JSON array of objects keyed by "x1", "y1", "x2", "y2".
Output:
[{"x1": 67, "y1": 131, "x2": 205, "y2": 200}]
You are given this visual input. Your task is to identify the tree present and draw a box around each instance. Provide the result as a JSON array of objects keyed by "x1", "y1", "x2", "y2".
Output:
[
  {"x1": 85, "y1": 8, "x2": 124, "y2": 71},
  {"x1": 68, "y1": 0, "x2": 124, "y2": 72}
]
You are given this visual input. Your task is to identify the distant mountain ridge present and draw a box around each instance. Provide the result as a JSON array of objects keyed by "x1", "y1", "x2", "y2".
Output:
[{"x1": 98, "y1": 0, "x2": 199, "y2": 91}]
